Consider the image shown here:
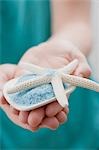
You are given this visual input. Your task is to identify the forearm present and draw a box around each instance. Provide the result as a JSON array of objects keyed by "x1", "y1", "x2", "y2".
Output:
[{"x1": 51, "y1": 0, "x2": 92, "y2": 56}]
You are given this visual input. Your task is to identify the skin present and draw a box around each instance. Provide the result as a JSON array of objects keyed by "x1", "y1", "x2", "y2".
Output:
[{"x1": 0, "y1": 0, "x2": 91, "y2": 131}]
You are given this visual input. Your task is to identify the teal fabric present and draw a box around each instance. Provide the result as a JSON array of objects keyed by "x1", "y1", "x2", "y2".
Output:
[
  {"x1": 0, "y1": 0, "x2": 51, "y2": 63},
  {"x1": 0, "y1": 0, "x2": 99, "y2": 149}
]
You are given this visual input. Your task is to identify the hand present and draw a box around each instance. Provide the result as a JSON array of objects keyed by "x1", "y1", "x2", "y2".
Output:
[
  {"x1": 0, "y1": 64, "x2": 36, "y2": 131},
  {"x1": 0, "y1": 38, "x2": 91, "y2": 131},
  {"x1": 0, "y1": 64, "x2": 68, "y2": 131},
  {"x1": 18, "y1": 38, "x2": 91, "y2": 130},
  {"x1": 21, "y1": 38, "x2": 91, "y2": 77}
]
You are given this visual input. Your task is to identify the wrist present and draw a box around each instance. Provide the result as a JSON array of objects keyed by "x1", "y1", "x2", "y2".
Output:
[
  {"x1": 51, "y1": 22, "x2": 91, "y2": 56},
  {"x1": 48, "y1": 36, "x2": 86, "y2": 56}
]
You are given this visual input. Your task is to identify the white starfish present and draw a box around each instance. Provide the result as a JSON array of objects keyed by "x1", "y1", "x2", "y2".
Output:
[{"x1": 6, "y1": 59, "x2": 99, "y2": 108}]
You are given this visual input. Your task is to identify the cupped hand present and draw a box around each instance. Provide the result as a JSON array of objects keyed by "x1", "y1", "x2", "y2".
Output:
[
  {"x1": 0, "y1": 64, "x2": 35, "y2": 131},
  {"x1": 18, "y1": 38, "x2": 91, "y2": 130},
  {"x1": 0, "y1": 38, "x2": 91, "y2": 131},
  {"x1": 0, "y1": 64, "x2": 68, "y2": 131}
]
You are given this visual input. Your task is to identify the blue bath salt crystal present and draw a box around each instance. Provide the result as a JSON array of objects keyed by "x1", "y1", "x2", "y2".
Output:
[{"x1": 9, "y1": 71, "x2": 68, "y2": 106}]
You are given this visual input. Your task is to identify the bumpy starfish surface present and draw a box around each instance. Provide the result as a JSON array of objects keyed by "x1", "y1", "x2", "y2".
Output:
[{"x1": 6, "y1": 59, "x2": 99, "y2": 107}]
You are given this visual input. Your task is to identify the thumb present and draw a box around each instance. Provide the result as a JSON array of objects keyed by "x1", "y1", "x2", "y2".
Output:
[
  {"x1": 0, "y1": 64, "x2": 17, "y2": 106},
  {"x1": 74, "y1": 61, "x2": 91, "y2": 78}
]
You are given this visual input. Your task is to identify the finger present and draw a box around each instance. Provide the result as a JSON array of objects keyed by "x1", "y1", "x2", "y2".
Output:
[
  {"x1": 56, "y1": 111, "x2": 67, "y2": 124},
  {"x1": 1, "y1": 98, "x2": 7, "y2": 105},
  {"x1": 7, "y1": 108, "x2": 38, "y2": 132},
  {"x1": 19, "y1": 111, "x2": 29, "y2": 123},
  {"x1": 70, "y1": 51, "x2": 91, "y2": 78},
  {"x1": 74, "y1": 63, "x2": 91, "y2": 78},
  {"x1": 10, "y1": 105, "x2": 19, "y2": 115},
  {"x1": 46, "y1": 101, "x2": 63, "y2": 117},
  {"x1": 40, "y1": 117, "x2": 59, "y2": 130},
  {"x1": 28, "y1": 107, "x2": 45, "y2": 128},
  {"x1": 0, "y1": 92, "x2": 9, "y2": 105},
  {"x1": 26, "y1": 125, "x2": 39, "y2": 132},
  {"x1": 73, "y1": 54, "x2": 91, "y2": 78},
  {"x1": 0, "y1": 65, "x2": 17, "y2": 105},
  {"x1": 0, "y1": 78, "x2": 8, "y2": 105},
  {"x1": 63, "y1": 106, "x2": 69, "y2": 114},
  {"x1": 0, "y1": 64, "x2": 17, "y2": 81},
  {"x1": 0, "y1": 97, "x2": 39, "y2": 132}
]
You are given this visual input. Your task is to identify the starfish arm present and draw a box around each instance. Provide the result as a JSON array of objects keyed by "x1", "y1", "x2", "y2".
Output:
[
  {"x1": 62, "y1": 73, "x2": 99, "y2": 92},
  {"x1": 19, "y1": 62, "x2": 46, "y2": 74},
  {"x1": 58, "y1": 59, "x2": 79, "y2": 75},
  {"x1": 65, "y1": 85, "x2": 76, "y2": 95},
  {"x1": 51, "y1": 74, "x2": 68, "y2": 107},
  {"x1": 7, "y1": 74, "x2": 52, "y2": 94}
]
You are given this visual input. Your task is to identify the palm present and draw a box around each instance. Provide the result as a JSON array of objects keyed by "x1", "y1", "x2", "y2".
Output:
[
  {"x1": 19, "y1": 42, "x2": 70, "y2": 130},
  {"x1": 20, "y1": 39, "x2": 91, "y2": 77},
  {"x1": 19, "y1": 39, "x2": 90, "y2": 130},
  {"x1": 0, "y1": 39, "x2": 91, "y2": 131},
  {"x1": 0, "y1": 50, "x2": 69, "y2": 131}
]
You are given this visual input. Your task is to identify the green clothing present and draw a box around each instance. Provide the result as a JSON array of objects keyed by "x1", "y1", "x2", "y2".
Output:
[{"x1": 0, "y1": 1, "x2": 99, "y2": 149}]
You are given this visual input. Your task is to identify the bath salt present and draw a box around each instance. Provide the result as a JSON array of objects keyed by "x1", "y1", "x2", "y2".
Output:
[
  {"x1": 4, "y1": 59, "x2": 99, "y2": 110},
  {"x1": 8, "y1": 73, "x2": 68, "y2": 107}
]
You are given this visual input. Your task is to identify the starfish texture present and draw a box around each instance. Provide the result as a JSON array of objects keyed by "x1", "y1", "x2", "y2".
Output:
[{"x1": 6, "y1": 59, "x2": 99, "y2": 108}]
